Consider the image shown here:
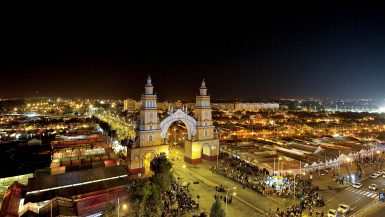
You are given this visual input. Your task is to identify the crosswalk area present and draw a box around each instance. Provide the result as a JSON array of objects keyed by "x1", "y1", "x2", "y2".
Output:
[{"x1": 345, "y1": 187, "x2": 378, "y2": 199}]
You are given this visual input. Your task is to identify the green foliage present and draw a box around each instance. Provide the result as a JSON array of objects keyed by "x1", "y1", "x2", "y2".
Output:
[
  {"x1": 102, "y1": 202, "x2": 117, "y2": 217},
  {"x1": 150, "y1": 152, "x2": 172, "y2": 174},
  {"x1": 150, "y1": 152, "x2": 173, "y2": 193},
  {"x1": 151, "y1": 170, "x2": 172, "y2": 193},
  {"x1": 121, "y1": 138, "x2": 135, "y2": 149},
  {"x1": 210, "y1": 198, "x2": 225, "y2": 217},
  {"x1": 128, "y1": 181, "x2": 164, "y2": 217},
  {"x1": 127, "y1": 153, "x2": 173, "y2": 216}
]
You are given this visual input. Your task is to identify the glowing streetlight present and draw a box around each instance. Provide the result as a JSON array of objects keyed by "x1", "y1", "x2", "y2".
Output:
[{"x1": 122, "y1": 204, "x2": 128, "y2": 210}]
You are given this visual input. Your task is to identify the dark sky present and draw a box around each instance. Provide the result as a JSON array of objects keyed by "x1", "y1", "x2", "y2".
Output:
[{"x1": 1, "y1": 6, "x2": 385, "y2": 101}]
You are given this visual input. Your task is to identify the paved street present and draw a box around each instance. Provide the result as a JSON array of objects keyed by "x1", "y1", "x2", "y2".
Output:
[
  {"x1": 170, "y1": 149, "x2": 295, "y2": 217},
  {"x1": 169, "y1": 147, "x2": 385, "y2": 216},
  {"x1": 307, "y1": 162, "x2": 385, "y2": 216}
]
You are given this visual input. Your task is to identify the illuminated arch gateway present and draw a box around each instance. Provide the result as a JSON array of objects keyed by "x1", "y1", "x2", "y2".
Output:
[
  {"x1": 126, "y1": 76, "x2": 219, "y2": 176},
  {"x1": 160, "y1": 108, "x2": 197, "y2": 140}
]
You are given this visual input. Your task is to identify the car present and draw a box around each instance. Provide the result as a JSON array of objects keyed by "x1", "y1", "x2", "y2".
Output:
[
  {"x1": 370, "y1": 173, "x2": 380, "y2": 179},
  {"x1": 369, "y1": 184, "x2": 378, "y2": 191},
  {"x1": 337, "y1": 204, "x2": 350, "y2": 214},
  {"x1": 374, "y1": 171, "x2": 382, "y2": 176},
  {"x1": 193, "y1": 180, "x2": 199, "y2": 184},
  {"x1": 328, "y1": 209, "x2": 339, "y2": 217},
  {"x1": 353, "y1": 183, "x2": 363, "y2": 189},
  {"x1": 321, "y1": 169, "x2": 328, "y2": 176}
]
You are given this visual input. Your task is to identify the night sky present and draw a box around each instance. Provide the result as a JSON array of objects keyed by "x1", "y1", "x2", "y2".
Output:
[{"x1": 1, "y1": 6, "x2": 385, "y2": 101}]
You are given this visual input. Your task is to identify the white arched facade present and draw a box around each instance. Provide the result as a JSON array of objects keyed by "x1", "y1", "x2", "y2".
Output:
[{"x1": 160, "y1": 109, "x2": 197, "y2": 140}]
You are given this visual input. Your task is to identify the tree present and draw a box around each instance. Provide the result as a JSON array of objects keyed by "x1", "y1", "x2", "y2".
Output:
[
  {"x1": 128, "y1": 181, "x2": 163, "y2": 217},
  {"x1": 210, "y1": 198, "x2": 225, "y2": 217},
  {"x1": 102, "y1": 202, "x2": 117, "y2": 217},
  {"x1": 150, "y1": 152, "x2": 172, "y2": 193},
  {"x1": 150, "y1": 153, "x2": 172, "y2": 174},
  {"x1": 127, "y1": 153, "x2": 173, "y2": 217}
]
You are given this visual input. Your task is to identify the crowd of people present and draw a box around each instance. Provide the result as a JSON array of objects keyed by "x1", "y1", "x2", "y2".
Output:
[
  {"x1": 211, "y1": 155, "x2": 324, "y2": 207},
  {"x1": 163, "y1": 179, "x2": 198, "y2": 216},
  {"x1": 266, "y1": 203, "x2": 326, "y2": 217}
]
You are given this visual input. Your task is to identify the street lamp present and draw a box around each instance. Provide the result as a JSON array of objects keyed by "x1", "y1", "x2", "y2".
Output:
[
  {"x1": 278, "y1": 156, "x2": 283, "y2": 176},
  {"x1": 226, "y1": 187, "x2": 236, "y2": 217},
  {"x1": 117, "y1": 197, "x2": 127, "y2": 217},
  {"x1": 346, "y1": 157, "x2": 352, "y2": 180},
  {"x1": 289, "y1": 170, "x2": 298, "y2": 199}
]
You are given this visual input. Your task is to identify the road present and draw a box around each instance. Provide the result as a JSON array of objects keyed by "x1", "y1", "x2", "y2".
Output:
[
  {"x1": 169, "y1": 148, "x2": 385, "y2": 216},
  {"x1": 170, "y1": 149, "x2": 295, "y2": 217},
  {"x1": 315, "y1": 170, "x2": 385, "y2": 216}
]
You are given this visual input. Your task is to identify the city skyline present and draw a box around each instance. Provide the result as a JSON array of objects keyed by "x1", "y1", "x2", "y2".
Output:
[{"x1": 1, "y1": 6, "x2": 385, "y2": 100}]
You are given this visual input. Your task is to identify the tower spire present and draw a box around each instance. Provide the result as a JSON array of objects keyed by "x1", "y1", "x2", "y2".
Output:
[
  {"x1": 144, "y1": 75, "x2": 154, "y2": 95},
  {"x1": 201, "y1": 79, "x2": 206, "y2": 88},
  {"x1": 146, "y1": 75, "x2": 152, "y2": 85},
  {"x1": 199, "y1": 79, "x2": 208, "y2": 96}
]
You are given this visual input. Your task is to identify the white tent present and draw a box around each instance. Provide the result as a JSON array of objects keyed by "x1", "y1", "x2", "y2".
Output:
[
  {"x1": 314, "y1": 146, "x2": 324, "y2": 154},
  {"x1": 337, "y1": 154, "x2": 347, "y2": 161},
  {"x1": 311, "y1": 162, "x2": 318, "y2": 167},
  {"x1": 304, "y1": 163, "x2": 309, "y2": 168}
]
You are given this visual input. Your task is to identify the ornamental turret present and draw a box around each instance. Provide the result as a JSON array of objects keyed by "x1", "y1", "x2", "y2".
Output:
[
  {"x1": 144, "y1": 75, "x2": 154, "y2": 95},
  {"x1": 199, "y1": 79, "x2": 208, "y2": 96}
]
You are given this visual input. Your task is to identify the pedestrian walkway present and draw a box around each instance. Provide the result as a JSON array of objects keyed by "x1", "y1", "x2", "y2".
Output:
[{"x1": 345, "y1": 187, "x2": 378, "y2": 199}]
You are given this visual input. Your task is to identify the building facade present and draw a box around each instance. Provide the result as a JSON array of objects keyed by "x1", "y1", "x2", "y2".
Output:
[
  {"x1": 127, "y1": 77, "x2": 219, "y2": 175},
  {"x1": 123, "y1": 98, "x2": 140, "y2": 112},
  {"x1": 234, "y1": 102, "x2": 279, "y2": 111}
]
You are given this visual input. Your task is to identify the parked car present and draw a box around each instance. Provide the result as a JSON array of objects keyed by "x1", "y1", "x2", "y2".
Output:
[
  {"x1": 337, "y1": 204, "x2": 350, "y2": 214},
  {"x1": 374, "y1": 171, "x2": 382, "y2": 176},
  {"x1": 370, "y1": 173, "x2": 380, "y2": 179},
  {"x1": 328, "y1": 209, "x2": 339, "y2": 217},
  {"x1": 353, "y1": 183, "x2": 363, "y2": 189},
  {"x1": 369, "y1": 184, "x2": 378, "y2": 191}
]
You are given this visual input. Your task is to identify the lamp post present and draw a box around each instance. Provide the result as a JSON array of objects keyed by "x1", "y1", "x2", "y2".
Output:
[
  {"x1": 346, "y1": 157, "x2": 351, "y2": 182},
  {"x1": 117, "y1": 198, "x2": 128, "y2": 217},
  {"x1": 289, "y1": 170, "x2": 297, "y2": 199},
  {"x1": 226, "y1": 187, "x2": 236, "y2": 217}
]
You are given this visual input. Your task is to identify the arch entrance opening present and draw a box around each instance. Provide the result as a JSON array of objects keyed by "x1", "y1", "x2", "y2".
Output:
[
  {"x1": 160, "y1": 109, "x2": 196, "y2": 141},
  {"x1": 143, "y1": 150, "x2": 157, "y2": 176}
]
